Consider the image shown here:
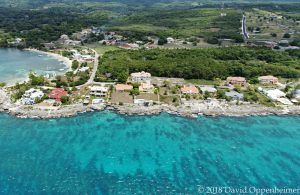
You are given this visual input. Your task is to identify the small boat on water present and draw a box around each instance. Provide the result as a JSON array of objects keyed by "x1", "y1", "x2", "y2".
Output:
[{"x1": 38, "y1": 54, "x2": 43, "y2": 57}]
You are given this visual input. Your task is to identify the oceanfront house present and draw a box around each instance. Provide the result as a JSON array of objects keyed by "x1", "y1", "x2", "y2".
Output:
[
  {"x1": 265, "y1": 89, "x2": 293, "y2": 105},
  {"x1": 225, "y1": 91, "x2": 244, "y2": 101},
  {"x1": 134, "y1": 99, "x2": 145, "y2": 106},
  {"x1": 78, "y1": 67, "x2": 89, "y2": 73},
  {"x1": 226, "y1": 77, "x2": 246, "y2": 86},
  {"x1": 199, "y1": 85, "x2": 217, "y2": 93},
  {"x1": 72, "y1": 50, "x2": 94, "y2": 62},
  {"x1": 131, "y1": 71, "x2": 151, "y2": 82},
  {"x1": 258, "y1": 75, "x2": 279, "y2": 85},
  {"x1": 115, "y1": 84, "x2": 133, "y2": 92},
  {"x1": 90, "y1": 86, "x2": 109, "y2": 97},
  {"x1": 265, "y1": 89, "x2": 286, "y2": 100},
  {"x1": 92, "y1": 98, "x2": 105, "y2": 104},
  {"x1": 22, "y1": 88, "x2": 44, "y2": 105},
  {"x1": 49, "y1": 88, "x2": 68, "y2": 102},
  {"x1": 181, "y1": 85, "x2": 199, "y2": 94},
  {"x1": 134, "y1": 99, "x2": 153, "y2": 106},
  {"x1": 72, "y1": 50, "x2": 81, "y2": 60},
  {"x1": 139, "y1": 82, "x2": 154, "y2": 93},
  {"x1": 80, "y1": 55, "x2": 94, "y2": 62}
]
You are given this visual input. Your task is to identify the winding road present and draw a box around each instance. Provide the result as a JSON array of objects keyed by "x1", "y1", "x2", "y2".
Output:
[{"x1": 77, "y1": 48, "x2": 100, "y2": 88}]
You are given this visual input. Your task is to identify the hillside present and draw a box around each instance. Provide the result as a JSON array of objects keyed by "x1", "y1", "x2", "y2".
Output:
[{"x1": 1, "y1": 0, "x2": 300, "y2": 8}]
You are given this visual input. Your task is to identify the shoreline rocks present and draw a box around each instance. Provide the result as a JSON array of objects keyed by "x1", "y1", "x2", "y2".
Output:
[
  {"x1": 1, "y1": 89, "x2": 300, "y2": 119},
  {"x1": 1, "y1": 103, "x2": 300, "y2": 119}
]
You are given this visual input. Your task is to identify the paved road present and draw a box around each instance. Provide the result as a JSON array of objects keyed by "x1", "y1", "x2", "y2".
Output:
[
  {"x1": 77, "y1": 48, "x2": 100, "y2": 88},
  {"x1": 242, "y1": 15, "x2": 249, "y2": 40},
  {"x1": 87, "y1": 48, "x2": 99, "y2": 84}
]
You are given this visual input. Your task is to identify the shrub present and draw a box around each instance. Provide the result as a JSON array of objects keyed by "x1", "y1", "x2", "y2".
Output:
[
  {"x1": 72, "y1": 60, "x2": 79, "y2": 70},
  {"x1": 61, "y1": 96, "x2": 69, "y2": 104},
  {"x1": 283, "y1": 33, "x2": 291, "y2": 38}
]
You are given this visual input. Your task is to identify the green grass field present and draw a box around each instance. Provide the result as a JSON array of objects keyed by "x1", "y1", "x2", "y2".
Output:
[{"x1": 85, "y1": 43, "x2": 120, "y2": 55}]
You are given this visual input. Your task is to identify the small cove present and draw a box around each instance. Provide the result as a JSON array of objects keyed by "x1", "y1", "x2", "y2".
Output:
[{"x1": 0, "y1": 48, "x2": 68, "y2": 85}]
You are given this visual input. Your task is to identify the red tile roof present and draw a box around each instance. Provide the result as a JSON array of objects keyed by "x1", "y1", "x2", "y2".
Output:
[{"x1": 48, "y1": 88, "x2": 68, "y2": 101}]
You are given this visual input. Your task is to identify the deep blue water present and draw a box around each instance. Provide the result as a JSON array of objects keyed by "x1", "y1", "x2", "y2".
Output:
[
  {"x1": 0, "y1": 48, "x2": 67, "y2": 85},
  {"x1": 0, "y1": 111, "x2": 299, "y2": 194}
]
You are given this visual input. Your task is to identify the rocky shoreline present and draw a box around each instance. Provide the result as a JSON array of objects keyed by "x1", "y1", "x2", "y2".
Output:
[
  {"x1": 111, "y1": 103, "x2": 300, "y2": 117},
  {"x1": 1, "y1": 102, "x2": 300, "y2": 119},
  {"x1": 1, "y1": 89, "x2": 300, "y2": 119}
]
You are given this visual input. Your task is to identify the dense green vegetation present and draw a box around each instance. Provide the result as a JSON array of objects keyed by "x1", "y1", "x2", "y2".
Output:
[
  {"x1": 0, "y1": 1, "x2": 299, "y2": 48},
  {"x1": 0, "y1": 6, "x2": 243, "y2": 47},
  {"x1": 1, "y1": 1, "x2": 299, "y2": 48},
  {"x1": 109, "y1": 8, "x2": 243, "y2": 42},
  {"x1": 96, "y1": 47, "x2": 300, "y2": 81},
  {"x1": 1, "y1": 0, "x2": 299, "y2": 9},
  {"x1": 0, "y1": 7, "x2": 110, "y2": 48}
]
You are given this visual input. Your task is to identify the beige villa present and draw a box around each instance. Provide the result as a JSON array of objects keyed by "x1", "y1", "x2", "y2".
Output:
[
  {"x1": 139, "y1": 82, "x2": 154, "y2": 92},
  {"x1": 226, "y1": 77, "x2": 246, "y2": 86},
  {"x1": 258, "y1": 75, "x2": 278, "y2": 85},
  {"x1": 131, "y1": 71, "x2": 151, "y2": 82}
]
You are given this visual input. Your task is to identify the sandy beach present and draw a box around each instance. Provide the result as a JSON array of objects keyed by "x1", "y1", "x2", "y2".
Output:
[
  {"x1": 1, "y1": 48, "x2": 73, "y2": 87},
  {"x1": 25, "y1": 48, "x2": 72, "y2": 71}
]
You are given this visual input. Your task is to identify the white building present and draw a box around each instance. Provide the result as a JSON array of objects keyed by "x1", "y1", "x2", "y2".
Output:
[
  {"x1": 131, "y1": 71, "x2": 151, "y2": 82},
  {"x1": 80, "y1": 55, "x2": 94, "y2": 62},
  {"x1": 265, "y1": 89, "x2": 293, "y2": 105},
  {"x1": 92, "y1": 99, "x2": 105, "y2": 104},
  {"x1": 72, "y1": 52, "x2": 81, "y2": 60},
  {"x1": 90, "y1": 86, "x2": 109, "y2": 97},
  {"x1": 200, "y1": 85, "x2": 217, "y2": 93},
  {"x1": 265, "y1": 89, "x2": 286, "y2": 100},
  {"x1": 78, "y1": 67, "x2": 89, "y2": 72},
  {"x1": 167, "y1": 37, "x2": 175, "y2": 43},
  {"x1": 22, "y1": 88, "x2": 44, "y2": 105},
  {"x1": 134, "y1": 99, "x2": 145, "y2": 105}
]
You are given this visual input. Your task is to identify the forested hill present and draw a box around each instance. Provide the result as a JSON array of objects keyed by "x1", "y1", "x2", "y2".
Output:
[{"x1": 0, "y1": 0, "x2": 299, "y2": 8}]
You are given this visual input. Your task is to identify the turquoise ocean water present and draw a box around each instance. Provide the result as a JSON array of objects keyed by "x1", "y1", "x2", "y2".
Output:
[
  {"x1": 0, "y1": 111, "x2": 299, "y2": 194},
  {"x1": 0, "y1": 48, "x2": 67, "y2": 85}
]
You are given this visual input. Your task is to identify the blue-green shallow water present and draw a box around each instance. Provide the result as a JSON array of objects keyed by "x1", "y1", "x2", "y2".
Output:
[
  {"x1": 0, "y1": 48, "x2": 67, "y2": 85},
  {"x1": 0, "y1": 111, "x2": 299, "y2": 194}
]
